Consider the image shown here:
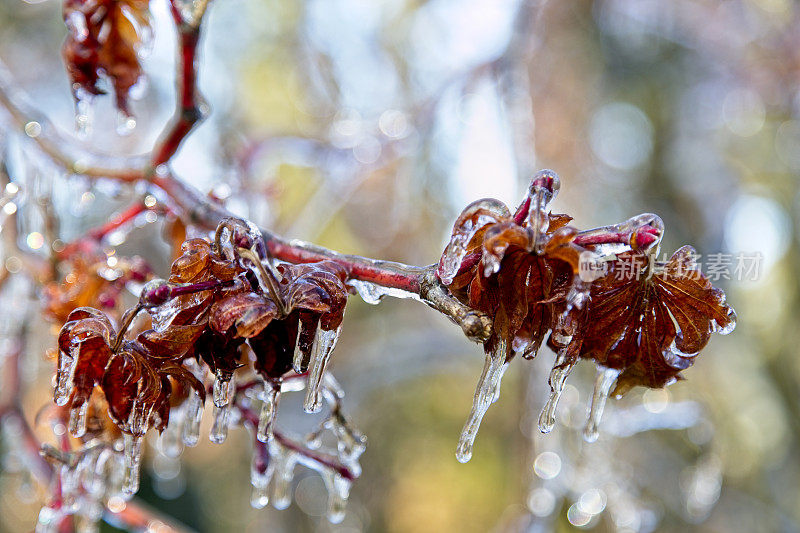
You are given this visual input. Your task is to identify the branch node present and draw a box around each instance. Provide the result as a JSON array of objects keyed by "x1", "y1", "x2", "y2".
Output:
[{"x1": 419, "y1": 269, "x2": 492, "y2": 343}]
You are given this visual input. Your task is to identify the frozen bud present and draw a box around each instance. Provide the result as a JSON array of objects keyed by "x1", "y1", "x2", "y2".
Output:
[
  {"x1": 630, "y1": 225, "x2": 660, "y2": 251},
  {"x1": 529, "y1": 169, "x2": 561, "y2": 197},
  {"x1": 139, "y1": 279, "x2": 172, "y2": 307}
]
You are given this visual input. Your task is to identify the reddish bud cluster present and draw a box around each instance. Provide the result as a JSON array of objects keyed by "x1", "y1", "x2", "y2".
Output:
[
  {"x1": 439, "y1": 171, "x2": 736, "y2": 393},
  {"x1": 55, "y1": 219, "x2": 349, "y2": 439}
]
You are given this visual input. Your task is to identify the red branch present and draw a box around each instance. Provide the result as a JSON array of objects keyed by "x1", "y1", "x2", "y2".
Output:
[
  {"x1": 149, "y1": 2, "x2": 207, "y2": 171},
  {"x1": 58, "y1": 202, "x2": 153, "y2": 258}
]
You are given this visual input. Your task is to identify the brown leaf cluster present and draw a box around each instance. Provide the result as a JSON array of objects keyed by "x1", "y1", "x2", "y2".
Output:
[
  {"x1": 62, "y1": 0, "x2": 151, "y2": 114},
  {"x1": 55, "y1": 228, "x2": 349, "y2": 438},
  {"x1": 440, "y1": 177, "x2": 735, "y2": 393}
]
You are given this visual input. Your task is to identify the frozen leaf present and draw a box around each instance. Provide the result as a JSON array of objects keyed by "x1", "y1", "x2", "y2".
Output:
[
  {"x1": 62, "y1": 0, "x2": 152, "y2": 115},
  {"x1": 579, "y1": 246, "x2": 737, "y2": 393}
]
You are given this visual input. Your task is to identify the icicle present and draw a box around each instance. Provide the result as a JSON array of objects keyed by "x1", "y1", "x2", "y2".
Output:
[
  {"x1": 348, "y1": 279, "x2": 420, "y2": 304},
  {"x1": 159, "y1": 405, "x2": 184, "y2": 458},
  {"x1": 438, "y1": 199, "x2": 511, "y2": 285},
  {"x1": 122, "y1": 433, "x2": 143, "y2": 495},
  {"x1": 54, "y1": 347, "x2": 77, "y2": 406},
  {"x1": 213, "y1": 371, "x2": 234, "y2": 407},
  {"x1": 538, "y1": 349, "x2": 577, "y2": 433},
  {"x1": 127, "y1": 400, "x2": 150, "y2": 436},
  {"x1": 490, "y1": 362, "x2": 510, "y2": 403},
  {"x1": 455, "y1": 340, "x2": 508, "y2": 463},
  {"x1": 83, "y1": 449, "x2": 109, "y2": 500},
  {"x1": 60, "y1": 462, "x2": 81, "y2": 512},
  {"x1": 583, "y1": 367, "x2": 621, "y2": 443},
  {"x1": 566, "y1": 276, "x2": 591, "y2": 310},
  {"x1": 209, "y1": 404, "x2": 230, "y2": 444},
  {"x1": 550, "y1": 312, "x2": 574, "y2": 347},
  {"x1": 270, "y1": 443, "x2": 297, "y2": 510},
  {"x1": 257, "y1": 382, "x2": 280, "y2": 443},
  {"x1": 292, "y1": 320, "x2": 312, "y2": 373},
  {"x1": 250, "y1": 451, "x2": 274, "y2": 509},
  {"x1": 304, "y1": 325, "x2": 342, "y2": 413},
  {"x1": 321, "y1": 470, "x2": 351, "y2": 524},
  {"x1": 68, "y1": 402, "x2": 88, "y2": 438},
  {"x1": 182, "y1": 391, "x2": 203, "y2": 447},
  {"x1": 74, "y1": 97, "x2": 93, "y2": 138}
]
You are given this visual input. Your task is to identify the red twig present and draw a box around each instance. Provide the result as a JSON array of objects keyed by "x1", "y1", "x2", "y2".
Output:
[
  {"x1": 105, "y1": 500, "x2": 195, "y2": 533},
  {"x1": 148, "y1": 1, "x2": 208, "y2": 171},
  {"x1": 58, "y1": 202, "x2": 154, "y2": 258}
]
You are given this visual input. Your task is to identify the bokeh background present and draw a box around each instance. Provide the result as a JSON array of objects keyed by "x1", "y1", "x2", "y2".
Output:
[{"x1": 1, "y1": 0, "x2": 798, "y2": 531}]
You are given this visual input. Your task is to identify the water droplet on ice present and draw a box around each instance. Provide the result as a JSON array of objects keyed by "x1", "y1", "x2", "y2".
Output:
[{"x1": 116, "y1": 112, "x2": 136, "y2": 136}]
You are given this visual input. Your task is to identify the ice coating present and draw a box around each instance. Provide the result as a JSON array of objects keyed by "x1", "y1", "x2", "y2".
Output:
[
  {"x1": 331, "y1": 418, "x2": 367, "y2": 476},
  {"x1": 583, "y1": 367, "x2": 621, "y2": 443},
  {"x1": 122, "y1": 433, "x2": 143, "y2": 495},
  {"x1": 257, "y1": 382, "x2": 281, "y2": 442},
  {"x1": 269, "y1": 441, "x2": 298, "y2": 510},
  {"x1": 321, "y1": 470, "x2": 351, "y2": 524},
  {"x1": 566, "y1": 277, "x2": 591, "y2": 310},
  {"x1": 213, "y1": 371, "x2": 234, "y2": 408},
  {"x1": 116, "y1": 110, "x2": 136, "y2": 136},
  {"x1": 455, "y1": 339, "x2": 509, "y2": 463},
  {"x1": 304, "y1": 325, "x2": 342, "y2": 413},
  {"x1": 75, "y1": 97, "x2": 93, "y2": 138},
  {"x1": 622, "y1": 213, "x2": 664, "y2": 251},
  {"x1": 127, "y1": 399, "x2": 151, "y2": 436},
  {"x1": 525, "y1": 169, "x2": 560, "y2": 253},
  {"x1": 550, "y1": 313, "x2": 574, "y2": 347},
  {"x1": 209, "y1": 404, "x2": 231, "y2": 444},
  {"x1": 538, "y1": 349, "x2": 578, "y2": 434},
  {"x1": 716, "y1": 307, "x2": 737, "y2": 336},
  {"x1": 292, "y1": 320, "x2": 312, "y2": 373},
  {"x1": 575, "y1": 212, "x2": 664, "y2": 257},
  {"x1": 34, "y1": 442, "x2": 131, "y2": 532},
  {"x1": 438, "y1": 198, "x2": 511, "y2": 285},
  {"x1": 348, "y1": 278, "x2": 420, "y2": 305},
  {"x1": 54, "y1": 346, "x2": 78, "y2": 406}
]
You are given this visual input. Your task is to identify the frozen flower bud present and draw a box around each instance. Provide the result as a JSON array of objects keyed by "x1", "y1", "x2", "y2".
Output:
[{"x1": 139, "y1": 279, "x2": 172, "y2": 307}]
